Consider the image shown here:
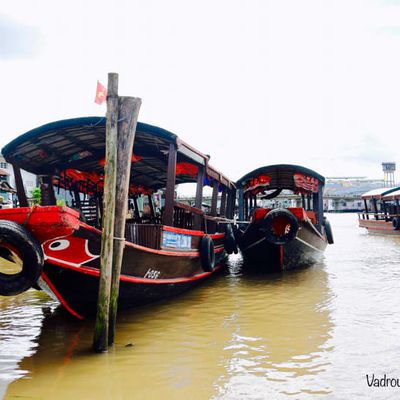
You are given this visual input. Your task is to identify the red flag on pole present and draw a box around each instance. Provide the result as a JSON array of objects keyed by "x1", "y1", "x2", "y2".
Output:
[{"x1": 95, "y1": 81, "x2": 107, "y2": 105}]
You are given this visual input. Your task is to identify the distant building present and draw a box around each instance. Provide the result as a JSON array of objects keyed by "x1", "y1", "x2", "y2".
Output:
[
  {"x1": 0, "y1": 153, "x2": 38, "y2": 203},
  {"x1": 323, "y1": 196, "x2": 364, "y2": 212},
  {"x1": 324, "y1": 177, "x2": 384, "y2": 197},
  {"x1": 322, "y1": 177, "x2": 385, "y2": 212}
]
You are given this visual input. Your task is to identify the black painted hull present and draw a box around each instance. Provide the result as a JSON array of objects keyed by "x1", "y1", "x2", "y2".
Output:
[
  {"x1": 238, "y1": 220, "x2": 327, "y2": 272},
  {"x1": 37, "y1": 222, "x2": 227, "y2": 318},
  {"x1": 40, "y1": 260, "x2": 225, "y2": 318}
]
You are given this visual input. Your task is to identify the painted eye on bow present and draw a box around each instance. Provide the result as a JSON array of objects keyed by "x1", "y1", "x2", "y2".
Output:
[{"x1": 49, "y1": 240, "x2": 70, "y2": 251}]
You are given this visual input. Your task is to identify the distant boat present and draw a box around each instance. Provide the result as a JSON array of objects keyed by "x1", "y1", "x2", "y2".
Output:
[
  {"x1": 0, "y1": 117, "x2": 236, "y2": 319},
  {"x1": 235, "y1": 164, "x2": 333, "y2": 271},
  {"x1": 358, "y1": 187, "x2": 400, "y2": 235}
]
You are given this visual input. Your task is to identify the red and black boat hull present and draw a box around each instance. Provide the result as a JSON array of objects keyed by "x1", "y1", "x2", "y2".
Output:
[
  {"x1": 358, "y1": 218, "x2": 400, "y2": 235},
  {"x1": 38, "y1": 224, "x2": 227, "y2": 318},
  {"x1": 237, "y1": 219, "x2": 327, "y2": 272},
  {"x1": 39, "y1": 260, "x2": 225, "y2": 319},
  {"x1": 0, "y1": 206, "x2": 228, "y2": 318}
]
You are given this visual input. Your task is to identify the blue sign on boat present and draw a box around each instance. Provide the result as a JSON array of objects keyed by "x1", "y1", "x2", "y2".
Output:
[{"x1": 162, "y1": 231, "x2": 192, "y2": 250}]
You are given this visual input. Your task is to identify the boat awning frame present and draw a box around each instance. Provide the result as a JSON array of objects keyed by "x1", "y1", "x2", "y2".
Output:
[
  {"x1": 381, "y1": 189, "x2": 400, "y2": 201},
  {"x1": 2, "y1": 117, "x2": 235, "y2": 192},
  {"x1": 236, "y1": 164, "x2": 325, "y2": 196},
  {"x1": 361, "y1": 187, "x2": 400, "y2": 200}
]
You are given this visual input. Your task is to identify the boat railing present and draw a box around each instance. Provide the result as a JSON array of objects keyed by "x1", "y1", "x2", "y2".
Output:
[
  {"x1": 173, "y1": 202, "x2": 233, "y2": 233},
  {"x1": 173, "y1": 202, "x2": 202, "y2": 230},
  {"x1": 358, "y1": 211, "x2": 400, "y2": 221},
  {"x1": 125, "y1": 223, "x2": 162, "y2": 249}
]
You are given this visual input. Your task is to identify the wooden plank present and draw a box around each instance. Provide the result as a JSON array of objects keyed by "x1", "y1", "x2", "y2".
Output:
[
  {"x1": 93, "y1": 72, "x2": 119, "y2": 353},
  {"x1": 162, "y1": 143, "x2": 177, "y2": 226},
  {"x1": 175, "y1": 201, "x2": 204, "y2": 215},
  {"x1": 11, "y1": 163, "x2": 28, "y2": 207},
  {"x1": 220, "y1": 187, "x2": 227, "y2": 217},
  {"x1": 209, "y1": 180, "x2": 219, "y2": 233},
  {"x1": 133, "y1": 196, "x2": 141, "y2": 220},
  {"x1": 238, "y1": 189, "x2": 244, "y2": 222},
  {"x1": 193, "y1": 166, "x2": 204, "y2": 230},
  {"x1": 73, "y1": 189, "x2": 82, "y2": 209},
  {"x1": 40, "y1": 176, "x2": 57, "y2": 206},
  {"x1": 147, "y1": 194, "x2": 155, "y2": 220},
  {"x1": 226, "y1": 188, "x2": 232, "y2": 219},
  {"x1": 109, "y1": 96, "x2": 142, "y2": 346}
]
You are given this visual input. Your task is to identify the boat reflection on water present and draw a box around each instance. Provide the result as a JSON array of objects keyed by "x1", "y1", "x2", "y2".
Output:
[
  {"x1": 0, "y1": 282, "x2": 57, "y2": 399},
  {"x1": 214, "y1": 256, "x2": 334, "y2": 399},
  {"x1": 4, "y1": 256, "x2": 334, "y2": 400}
]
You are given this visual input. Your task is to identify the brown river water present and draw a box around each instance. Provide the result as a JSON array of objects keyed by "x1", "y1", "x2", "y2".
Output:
[{"x1": 0, "y1": 213, "x2": 400, "y2": 399}]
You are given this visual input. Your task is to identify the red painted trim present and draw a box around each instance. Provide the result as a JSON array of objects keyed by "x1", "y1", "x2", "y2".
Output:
[
  {"x1": 210, "y1": 233, "x2": 225, "y2": 239},
  {"x1": 360, "y1": 221, "x2": 398, "y2": 231},
  {"x1": 163, "y1": 226, "x2": 224, "y2": 239},
  {"x1": 45, "y1": 258, "x2": 223, "y2": 284},
  {"x1": 163, "y1": 225, "x2": 204, "y2": 236},
  {"x1": 41, "y1": 272, "x2": 84, "y2": 320}
]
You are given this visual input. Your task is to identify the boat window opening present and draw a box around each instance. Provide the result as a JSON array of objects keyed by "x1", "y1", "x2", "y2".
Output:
[
  {"x1": 126, "y1": 194, "x2": 157, "y2": 224},
  {"x1": 174, "y1": 182, "x2": 206, "y2": 232},
  {"x1": 202, "y1": 185, "x2": 213, "y2": 212},
  {"x1": 54, "y1": 186, "x2": 74, "y2": 208}
]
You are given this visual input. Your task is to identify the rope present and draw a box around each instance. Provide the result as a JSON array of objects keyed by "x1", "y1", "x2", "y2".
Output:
[{"x1": 22, "y1": 206, "x2": 35, "y2": 226}]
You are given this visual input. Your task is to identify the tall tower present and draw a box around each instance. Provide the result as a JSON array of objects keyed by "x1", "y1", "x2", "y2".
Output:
[{"x1": 382, "y1": 162, "x2": 396, "y2": 187}]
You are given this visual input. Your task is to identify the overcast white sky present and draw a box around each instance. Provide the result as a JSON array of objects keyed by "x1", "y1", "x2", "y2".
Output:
[{"x1": 1, "y1": 0, "x2": 400, "y2": 182}]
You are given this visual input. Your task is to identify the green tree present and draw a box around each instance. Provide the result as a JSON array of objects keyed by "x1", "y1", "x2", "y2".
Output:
[{"x1": 30, "y1": 187, "x2": 41, "y2": 205}]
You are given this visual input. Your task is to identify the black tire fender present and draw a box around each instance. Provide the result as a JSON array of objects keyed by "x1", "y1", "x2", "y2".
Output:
[
  {"x1": 224, "y1": 224, "x2": 238, "y2": 254},
  {"x1": 0, "y1": 220, "x2": 44, "y2": 296},
  {"x1": 199, "y1": 235, "x2": 215, "y2": 272},
  {"x1": 260, "y1": 208, "x2": 299, "y2": 245},
  {"x1": 392, "y1": 217, "x2": 400, "y2": 231},
  {"x1": 323, "y1": 217, "x2": 334, "y2": 244}
]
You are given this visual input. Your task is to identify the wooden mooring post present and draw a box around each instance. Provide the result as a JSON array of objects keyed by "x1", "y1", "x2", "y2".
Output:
[
  {"x1": 93, "y1": 73, "x2": 142, "y2": 352},
  {"x1": 109, "y1": 96, "x2": 142, "y2": 346}
]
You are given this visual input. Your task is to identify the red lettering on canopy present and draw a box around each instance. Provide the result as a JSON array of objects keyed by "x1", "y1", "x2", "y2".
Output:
[
  {"x1": 244, "y1": 175, "x2": 271, "y2": 194},
  {"x1": 293, "y1": 173, "x2": 319, "y2": 193}
]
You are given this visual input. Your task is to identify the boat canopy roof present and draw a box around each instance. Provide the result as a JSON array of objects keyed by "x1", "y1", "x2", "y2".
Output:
[
  {"x1": 236, "y1": 164, "x2": 325, "y2": 196},
  {"x1": 2, "y1": 117, "x2": 234, "y2": 195},
  {"x1": 381, "y1": 188, "x2": 400, "y2": 201},
  {"x1": 361, "y1": 187, "x2": 400, "y2": 200}
]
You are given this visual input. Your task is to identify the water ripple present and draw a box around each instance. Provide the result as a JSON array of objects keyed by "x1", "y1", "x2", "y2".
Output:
[{"x1": 0, "y1": 214, "x2": 399, "y2": 399}]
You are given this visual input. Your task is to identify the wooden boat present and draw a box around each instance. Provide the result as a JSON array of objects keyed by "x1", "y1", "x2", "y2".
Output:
[
  {"x1": 0, "y1": 117, "x2": 236, "y2": 319},
  {"x1": 235, "y1": 164, "x2": 333, "y2": 271},
  {"x1": 358, "y1": 186, "x2": 400, "y2": 235}
]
